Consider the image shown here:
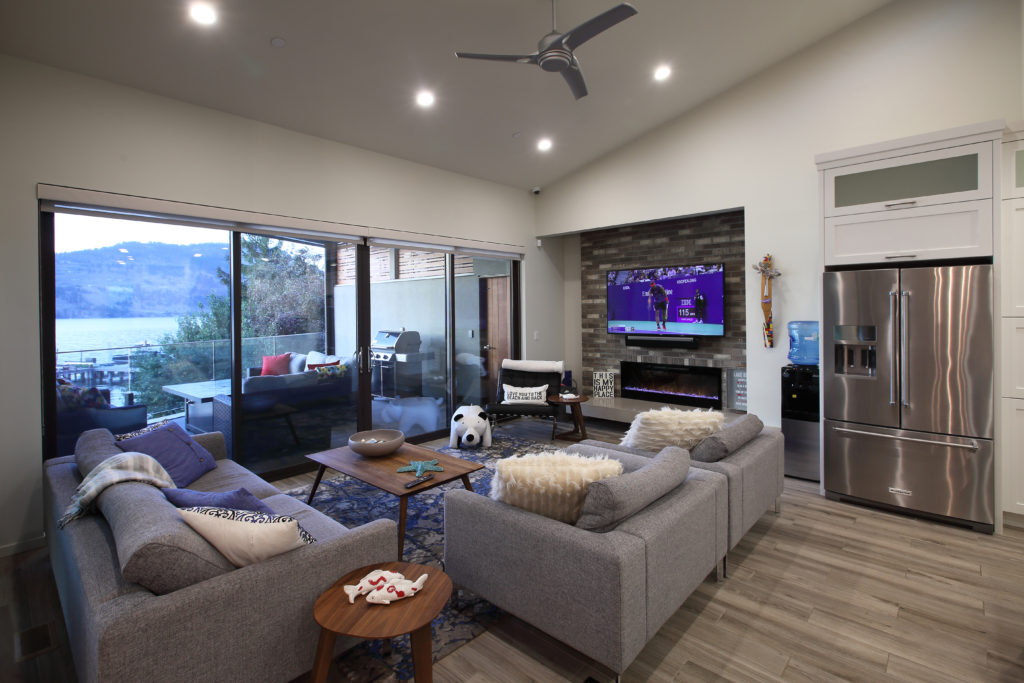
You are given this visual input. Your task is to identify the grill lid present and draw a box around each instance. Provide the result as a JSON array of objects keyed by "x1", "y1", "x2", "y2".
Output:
[{"x1": 371, "y1": 330, "x2": 422, "y2": 353}]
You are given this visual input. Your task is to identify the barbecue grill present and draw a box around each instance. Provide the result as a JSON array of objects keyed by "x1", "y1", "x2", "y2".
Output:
[{"x1": 370, "y1": 330, "x2": 425, "y2": 397}]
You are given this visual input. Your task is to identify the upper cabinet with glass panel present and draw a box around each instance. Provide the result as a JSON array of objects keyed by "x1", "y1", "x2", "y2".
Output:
[
  {"x1": 823, "y1": 141, "x2": 992, "y2": 217},
  {"x1": 1001, "y1": 124, "x2": 1024, "y2": 199}
]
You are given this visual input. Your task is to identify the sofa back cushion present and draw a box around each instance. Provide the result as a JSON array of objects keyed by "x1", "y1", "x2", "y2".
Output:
[
  {"x1": 620, "y1": 407, "x2": 724, "y2": 452},
  {"x1": 690, "y1": 414, "x2": 765, "y2": 463},
  {"x1": 489, "y1": 451, "x2": 622, "y2": 523},
  {"x1": 576, "y1": 446, "x2": 691, "y2": 532},
  {"x1": 97, "y1": 481, "x2": 234, "y2": 594}
]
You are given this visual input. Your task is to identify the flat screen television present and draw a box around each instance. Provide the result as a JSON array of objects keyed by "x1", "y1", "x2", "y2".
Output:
[{"x1": 606, "y1": 264, "x2": 725, "y2": 337}]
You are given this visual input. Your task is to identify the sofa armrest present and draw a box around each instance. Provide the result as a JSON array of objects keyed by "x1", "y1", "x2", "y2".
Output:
[
  {"x1": 444, "y1": 489, "x2": 646, "y2": 673},
  {"x1": 566, "y1": 442, "x2": 654, "y2": 472},
  {"x1": 88, "y1": 518, "x2": 397, "y2": 683},
  {"x1": 578, "y1": 438, "x2": 655, "y2": 458}
]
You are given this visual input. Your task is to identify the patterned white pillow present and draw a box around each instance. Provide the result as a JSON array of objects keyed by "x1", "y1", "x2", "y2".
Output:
[
  {"x1": 489, "y1": 451, "x2": 623, "y2": 523},
  {"x1": 620, "y1": 407, "x2": 725, "y2": 452},
  {"x1": 178, "y1": 506, "x2": 315, "y2": 567},
  {"x1": 501, "y1": 384, "x2": 549, "y2": 405}
]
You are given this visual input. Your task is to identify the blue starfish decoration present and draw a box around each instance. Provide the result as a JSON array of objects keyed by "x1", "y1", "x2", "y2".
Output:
[{"x1": 396, "y1": 459, "x2": 444, "y2": 477}]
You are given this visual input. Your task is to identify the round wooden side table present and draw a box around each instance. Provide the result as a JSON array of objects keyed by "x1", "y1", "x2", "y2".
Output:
[
  {"x1": 547, "y1": 394, "x2": 590, "y2": 441},
  {"x1": 311, "y1": 561, "x2": 452, "y2": 683}
]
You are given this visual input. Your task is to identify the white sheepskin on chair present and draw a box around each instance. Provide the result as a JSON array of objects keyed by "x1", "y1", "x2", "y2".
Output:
[
  {"x1": 620, "y1": 407, "x2": 725, "y2": 452},
  {"x1": 489, "y1": 451, "x2": 623, "y2": 524}
]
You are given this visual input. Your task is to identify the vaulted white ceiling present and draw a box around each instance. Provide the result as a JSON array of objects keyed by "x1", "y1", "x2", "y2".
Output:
[{"x1": 0, "y1": 0, "x2": 890, "y2": 189}]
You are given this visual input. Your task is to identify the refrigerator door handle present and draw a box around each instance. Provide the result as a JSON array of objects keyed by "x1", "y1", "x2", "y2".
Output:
[
  {"x1": 900, "y1": 290, "x2": 910, "y2": 407},
  {"x1": 889, "y1": 290, "x2": 898, "y2": 406},
  {"x1": 832, "y1": 426, "x2": 979, "y2": 451}
]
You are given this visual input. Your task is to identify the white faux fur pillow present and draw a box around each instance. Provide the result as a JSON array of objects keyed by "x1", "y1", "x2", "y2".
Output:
[
  {"x1": 620, "y1": 407, "x2": 725, "y2": 452},
  {"x1": 489, "y1": 451, "x2": 623, "y2": 523}
]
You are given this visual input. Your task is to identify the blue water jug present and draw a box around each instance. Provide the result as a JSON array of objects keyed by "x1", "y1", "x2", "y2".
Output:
[{"x1": 787, "y1": 321, "x2": 819, "y2": 365}]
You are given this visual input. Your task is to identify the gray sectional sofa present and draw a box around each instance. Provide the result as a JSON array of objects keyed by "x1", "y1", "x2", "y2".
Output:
[
  {"x1": 444, "y1": 445, "x2": 729, "y2": 676},
  {"x1": 43, "y1": 428, "x2": 397, "y2": 683}
]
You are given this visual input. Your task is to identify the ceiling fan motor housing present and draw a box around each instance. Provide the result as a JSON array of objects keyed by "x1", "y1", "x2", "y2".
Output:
[{"x1": 538, "y1": 48, "x2": 572, "y2": 72}]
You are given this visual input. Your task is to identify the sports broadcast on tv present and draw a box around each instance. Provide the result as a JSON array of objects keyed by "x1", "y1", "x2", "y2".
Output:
[{"x1": 606, "y1": 264, "x2": 725, "y2": 337}]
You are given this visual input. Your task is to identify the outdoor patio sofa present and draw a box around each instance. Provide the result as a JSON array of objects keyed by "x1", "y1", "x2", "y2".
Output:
[{"x1": 43, "y1": 428, "x2": 397, "y2": 683}]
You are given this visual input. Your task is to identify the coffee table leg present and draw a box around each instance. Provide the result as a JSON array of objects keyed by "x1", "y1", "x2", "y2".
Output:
[
  {"x1": 307, "y1": 465, "x2": 327, "y2": 504},
  {"x1": 397, "y1": 497, "x2": 408, "y2": 560},
  {"x1": 409, "y1": 623, "x2": 434, "y2": 683},
  {"x1": 311, "y1": 628, "x2": 337, "y2": 683},
  {"x1": 460, "y1": 474, "x2": 474, "y2": 492}
]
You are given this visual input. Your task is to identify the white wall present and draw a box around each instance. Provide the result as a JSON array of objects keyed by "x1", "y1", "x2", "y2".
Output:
[
  {"x1": 0, "y1": 55, "x2": 546, "y2": 554},
  {"x1": 538, "y1": 0, "x2": 1022, "y2": 425}
]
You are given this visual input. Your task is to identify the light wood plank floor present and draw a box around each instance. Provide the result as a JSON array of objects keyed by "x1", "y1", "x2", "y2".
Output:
[{"x1": 8, "y1": 417, "x2": 1024, "y2": 682}]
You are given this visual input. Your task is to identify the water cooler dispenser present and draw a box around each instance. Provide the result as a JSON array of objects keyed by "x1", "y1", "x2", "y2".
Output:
[{"x1": 782, "y1": 321, "x2": 820, "y2": 481}]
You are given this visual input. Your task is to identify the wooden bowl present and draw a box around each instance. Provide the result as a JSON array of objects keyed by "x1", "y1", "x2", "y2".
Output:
[{"x1": 348, "y1": 429, "x2": 405, "y2": 457}]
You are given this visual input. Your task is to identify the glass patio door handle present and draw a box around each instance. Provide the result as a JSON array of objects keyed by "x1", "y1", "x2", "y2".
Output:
[{"x1": 482, "y1": 344, "x2": 494, "y2": 351}]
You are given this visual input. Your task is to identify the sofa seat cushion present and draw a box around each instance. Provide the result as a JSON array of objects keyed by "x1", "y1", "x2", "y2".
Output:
[
  {"x1": 256, "y1": 493, "x2": 352, "y2": 543},
  {"x1": 186, "y1": 459, "x2": 282, "y2": 499},
  {"x1": 489, "y1": 451, "x2": 623, "y2": 523},
  {"x1": 97, "y1": 481, "x2": 234, "y2": 594},
  {"x1": 691, "y1": 414, "x2": 765, "y2": 463},
  {"x1": 576, "y1": 446, "x2": 691, "y2": 532},
  {"x1": 620, "y1": 407, "x2": 724, "y2": 452}
]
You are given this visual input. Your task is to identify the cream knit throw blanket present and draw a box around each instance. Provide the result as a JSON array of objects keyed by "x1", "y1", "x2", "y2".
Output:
[{"x1": 58, "y1": 452, "x2": 174, "y2": 528}]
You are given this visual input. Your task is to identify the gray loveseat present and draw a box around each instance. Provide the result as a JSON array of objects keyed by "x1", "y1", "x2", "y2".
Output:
[
  {"x1": 577, "y1": 413, "x2": 785, "y2": 574},
  {"x1": 444, "y1": 445, "x2": 728, "y2": 676},
  {"x1": 43, "y1": 428, "x2": 397, "y2": 683}
]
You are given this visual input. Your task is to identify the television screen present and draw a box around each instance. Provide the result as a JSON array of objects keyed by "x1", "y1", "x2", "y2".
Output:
[{"x1": 607, "y1": 264, "x2": 725, "y2": 337}]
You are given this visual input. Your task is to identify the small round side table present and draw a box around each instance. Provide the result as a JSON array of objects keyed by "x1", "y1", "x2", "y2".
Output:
[
  {"x1": 547, "y1": 394, "x2": 591, "y2": 441},
  {"x1": 311, "y1": 561, "x2": 452, "y2": 683}
]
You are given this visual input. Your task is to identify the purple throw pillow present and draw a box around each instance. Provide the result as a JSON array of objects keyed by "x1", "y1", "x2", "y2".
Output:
[
  {"x1": 163, "y1": 487, "x2": 273, "y2": 514},
  {"x1": 117, "y1": 422, "x2": 217, "y2": 487}
]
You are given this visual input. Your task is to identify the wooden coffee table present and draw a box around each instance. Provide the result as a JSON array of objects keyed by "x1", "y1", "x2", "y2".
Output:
[
  {"x1": 547, "y1": 394, "x2": 590, "y2": 441},
  {"x1": 305, "y1": 442, "x2": 483, "y2": 559},
  {"x1": 311, "y1": 561, "x2": 452, "y2": 683}
]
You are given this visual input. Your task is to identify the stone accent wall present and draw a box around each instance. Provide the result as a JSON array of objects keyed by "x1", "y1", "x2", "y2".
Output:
[{"x1": 580, "y1": 209, "x2": 746, "y2": 398}]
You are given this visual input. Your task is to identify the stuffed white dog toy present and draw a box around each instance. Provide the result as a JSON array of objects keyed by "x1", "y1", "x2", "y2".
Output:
[{"x1": 449, "y1": 405, "x2": 491, "y2": 448}]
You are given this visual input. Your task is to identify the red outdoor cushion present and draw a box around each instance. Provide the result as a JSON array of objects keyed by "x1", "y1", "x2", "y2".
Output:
[{"x1": 261, "y1": 353, "x2": 292, "y2": 376}]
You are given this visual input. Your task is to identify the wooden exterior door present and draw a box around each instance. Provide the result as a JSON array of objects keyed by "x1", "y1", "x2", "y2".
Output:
[{"x1": 482, "y1": 276, "x2": 510, "y2": 404}]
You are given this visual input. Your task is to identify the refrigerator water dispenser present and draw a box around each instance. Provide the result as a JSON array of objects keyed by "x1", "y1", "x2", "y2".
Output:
[{"x1": 832, "y1": 325, "x2": 876, "y2": 376}]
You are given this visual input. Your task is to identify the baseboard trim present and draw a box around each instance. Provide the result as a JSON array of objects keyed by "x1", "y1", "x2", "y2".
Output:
[{"x1": 0, "y1": 534, "x2": 46, "y2": 558}]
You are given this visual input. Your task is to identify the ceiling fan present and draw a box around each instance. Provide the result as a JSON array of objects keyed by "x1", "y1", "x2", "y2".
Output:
[{"x1": 455, "y1": 1, "x2": 638, "y2": 100}]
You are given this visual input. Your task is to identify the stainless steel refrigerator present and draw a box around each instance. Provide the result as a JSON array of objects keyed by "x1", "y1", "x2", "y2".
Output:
[{"x1": 822, "y1": 264, "x2": 994, "y2": 532}]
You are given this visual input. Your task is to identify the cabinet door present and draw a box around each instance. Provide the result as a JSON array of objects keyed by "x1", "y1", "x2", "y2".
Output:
[
  {"x1": 824, "y1": 142, "x2": 992, "y2": 217},
  {"x1": 824, "y1": 199, "x2": 992, "y2": 266},
  {"x1": 1001, "y1": 398, "x2": 1024, "y2": 515},
  {"x1": 1001, "y1": 199, "x2": 1024, "y2": 316},
  {"x1": 1001, "y1": 319, "x2": 1024, "y2": 399},
  {"x1": 1002, "y1": 139, "x2": 1024, "y2": 200}
]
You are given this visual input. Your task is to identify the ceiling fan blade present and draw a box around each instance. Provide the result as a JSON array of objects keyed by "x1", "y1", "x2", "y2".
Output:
[
  {"x1": 455, "y1": 51, "x2": 538, "y2": 65},
  {"x1": 561, "y1": 3, "x2": 638, "y2": 51},
  {"x1": 561, "y1": 63, "x2": 588, "y2": 100}
]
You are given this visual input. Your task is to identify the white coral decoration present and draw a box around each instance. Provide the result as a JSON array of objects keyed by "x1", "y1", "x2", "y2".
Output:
[
  {"x1": 365, "y1": 574, "x2": 429, "y2": 605},
  {"x1": 620, "y1": 407, "x2": 725, "y2": 452},
  {"x1": 343, "y1": 569, "x2": 405, "y2": 603}
]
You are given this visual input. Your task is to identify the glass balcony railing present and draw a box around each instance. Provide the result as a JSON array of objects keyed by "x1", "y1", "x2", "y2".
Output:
[{"x1": 56, "y1": 332, "x2": 326, "y2": 422}]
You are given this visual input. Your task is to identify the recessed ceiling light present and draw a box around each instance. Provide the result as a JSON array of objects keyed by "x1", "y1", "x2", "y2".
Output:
[
  {"x1": 653, "y1": 64, "x2": 672, "y2": 82},
  {"x1": 270, "y1": 37, "x2": 287, "y2": 48},
  {"x1": 537, "y1": 138, "x2": 553, "y2": 152},
  {"x1": 189, "y1": 3, "x2": 217, "y2": 26},
  {"x1": 415, "y1": 90, "x2": 436, "y2": 108}
]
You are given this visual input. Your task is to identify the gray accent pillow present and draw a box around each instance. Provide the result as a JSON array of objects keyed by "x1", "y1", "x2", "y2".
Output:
[
  {"x1": 97, "y1": 481, "x2": 233, "y2": 594},
  {"x1": 691, "y1": 414, "x2": 765, "y2": 462},
  {"x1": 288, "y1": 352, "x2": 308, "y2": 375},
  {"x1": 576, "y1": 446, "x2": 690, "y2": 532}
]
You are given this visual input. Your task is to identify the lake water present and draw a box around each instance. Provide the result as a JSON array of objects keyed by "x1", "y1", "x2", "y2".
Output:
[{"x1": 56, "y1": 317, "x2": 181, "y2": 361}]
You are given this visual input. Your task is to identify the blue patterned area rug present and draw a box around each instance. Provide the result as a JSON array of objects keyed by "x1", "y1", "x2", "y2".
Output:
[{"x1": 288, "y1": 432, "x2": 560, "y2": 681}]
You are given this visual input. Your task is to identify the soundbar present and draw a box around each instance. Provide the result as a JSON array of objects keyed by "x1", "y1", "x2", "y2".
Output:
[{"x1": 624, "y1": 335, "x2": 698, "y2": 348}]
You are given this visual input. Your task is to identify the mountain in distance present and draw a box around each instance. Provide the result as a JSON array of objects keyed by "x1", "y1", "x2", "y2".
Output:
[{"x1": 55, "y1": 242, "x2": 229, "y2": 318}]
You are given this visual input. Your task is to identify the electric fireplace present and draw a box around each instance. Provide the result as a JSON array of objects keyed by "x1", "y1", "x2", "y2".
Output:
[{"x1": 620, "y1": 361, "x2": 723, "y2": 410}]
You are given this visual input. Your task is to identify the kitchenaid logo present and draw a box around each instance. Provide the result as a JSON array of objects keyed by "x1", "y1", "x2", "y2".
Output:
[{"x1": 889, "y1": 486, "x2": 913, "y2": 496}]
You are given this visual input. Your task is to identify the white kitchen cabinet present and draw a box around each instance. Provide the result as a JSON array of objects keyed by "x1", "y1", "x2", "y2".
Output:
[
  {"x1": 1001, "y1": 398, "x2": 1024, "y2": 516},
  {"x1": 1001, "y1": 318, "x2": 1024, "y2": 399},
  {"x1": 823, "y1": 141, "x2": 992, "y2": 218},
  {"x1": 1002, "y1": 135, "x2": 1024, "y2": 200},
  {"x1": 1001, "y1": 199, "x2": 1024, "y2": 315},
  {"x1": 824, "y1": 199, "x2": 992, "y2": 266}
]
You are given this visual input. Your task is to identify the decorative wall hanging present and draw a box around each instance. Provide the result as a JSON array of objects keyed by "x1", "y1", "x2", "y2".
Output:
[{"x1": 752, "y1": 254, "x2": 781, "y2": 348}]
